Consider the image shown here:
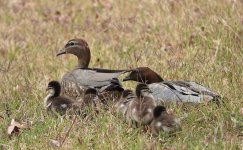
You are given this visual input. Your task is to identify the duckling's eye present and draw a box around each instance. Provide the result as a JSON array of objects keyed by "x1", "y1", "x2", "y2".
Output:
[{"x1": 123, "y1": 100, "x2": 130, "y2": 104}]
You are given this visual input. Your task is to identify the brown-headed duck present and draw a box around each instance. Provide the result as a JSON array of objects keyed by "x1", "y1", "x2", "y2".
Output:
[
  {"x1": 57, "y1": 39, "x2": 128, "y2": 100},
  {"x1": 123, "y1": 67, "x2": 221, "y2": 104}
]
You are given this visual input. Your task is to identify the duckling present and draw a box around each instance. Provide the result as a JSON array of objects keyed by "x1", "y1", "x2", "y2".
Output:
[
  {"x1": 126, "y1": 83, "x2": 157, "y2": 125},
  {"x1": 44, "y1": 80, "x2": 79, "y2": 115},
  {"x1": 115, "y1": 90, "x2": 136, "y2": 116},
  {"x1": 150, "y1": 106, "x2": 181, "y2": 136},
  {"x1": 82, "y1": 88, "x2": 101, "y2": 113},
  {"x1": 56, "y1": 39, "x2": 129, "y2": 100},
  {"x1": 123, "y1": 67, "x2": 221, "y2": 104}
]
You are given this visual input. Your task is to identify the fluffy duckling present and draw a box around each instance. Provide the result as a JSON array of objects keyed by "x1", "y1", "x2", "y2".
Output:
[
  {"x1": 150, "y1": 106, "x2": 181, "y2": 136},
  {"x1": 44, "y1": 80, "x2": 79, "y2": 115},
  {"x1": 127, "y1": 83, "x2": 157, "y2": 125},
  {"x1": 115, "y1": 90, "x2": 136, "y2": 116},
  {"x1": 82, "y1": 88, "x2": 102, "y2": 113},
  {"x1": 83, "y1": 88, "x2": 98, "y2": 106}
]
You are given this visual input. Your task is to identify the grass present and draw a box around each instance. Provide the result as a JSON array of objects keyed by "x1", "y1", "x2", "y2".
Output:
[{"x1": 0, "y1": 0, "x2": 242, "y2": 149}]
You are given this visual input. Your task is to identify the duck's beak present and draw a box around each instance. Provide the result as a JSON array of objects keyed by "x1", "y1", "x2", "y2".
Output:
[{"x1": 56, "y1": 47, "x2": 67, "y2": 56}]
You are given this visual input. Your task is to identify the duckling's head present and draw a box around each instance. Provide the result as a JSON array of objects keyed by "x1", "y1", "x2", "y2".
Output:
[
  {"x1": 135, "y1": 83, "x2": 152, "y2": 98},
  {"x1": 57, "y1": 39, "x2": 91, "y2": 68},
  {"x1": 116, "y1": 90, "x2": 135, "y2": 114},
  {"x1": 117, "y1": 90, "x2": 135, "y2": 105},
  {"x1": 47, "y1": 80, "x2": 61, "y2": 97},
  {"x1": 121, "y1": 90, "x2": 134, "y2": 99},
  {"x1": 153, "y1": 106, "x2": 166, "y2": 118},
  {"x1": 123, "y1": 67, "x2": 164, "y2": 84},
  {"x1": 85, "y1": 88, "x2": 98, "y2": 96},
  {"x1": 83, "y1": 88, "x2": 98, "y2": 106}
]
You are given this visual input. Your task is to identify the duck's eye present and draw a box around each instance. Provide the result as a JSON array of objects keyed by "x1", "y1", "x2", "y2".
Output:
[{"x1": 69, "y1": 42, "x2": 75, "y2": 46}]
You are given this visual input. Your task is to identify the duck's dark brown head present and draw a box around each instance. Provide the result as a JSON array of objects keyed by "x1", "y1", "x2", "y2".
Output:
[
  {"x1": 123, "y1": 67, "x2": 163, "y2": 84},
  {"x1": 47, "y1": 80, "x2": 61, "y2": 97},
  {"x1": 153, "y1": 106, "x2": 166, "y2": 118},
  {"x1": 57, "y1": 39, "x2": 91, "y2": 68},
  {"x1": 135, "y1": 83, "x2": 152, "y2": 97}
]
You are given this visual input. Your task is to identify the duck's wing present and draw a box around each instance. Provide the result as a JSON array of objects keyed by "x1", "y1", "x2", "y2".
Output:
[
  {"x1": 83, "y1": 68, "x2": 130, "y2": 73},
  {"x1": 149, "y1": 81, "x2": 220, "y2": 103},
  {"x1": 166, "y1": 80, "x2": 220, "y2": 97}
]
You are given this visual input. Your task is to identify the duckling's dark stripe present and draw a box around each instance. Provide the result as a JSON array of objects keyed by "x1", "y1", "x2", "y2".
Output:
[
  {"x1": 126, "y1": 95, "x2": 136, "y2": 100},
  {"x1": 140, "y1": 87, "x2": 150, "y2": 90}
]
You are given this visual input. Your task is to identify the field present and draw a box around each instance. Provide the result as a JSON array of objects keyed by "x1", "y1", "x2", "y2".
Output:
[{"x1": 0, "y1": 0, "x2": 242, "y2": 149}]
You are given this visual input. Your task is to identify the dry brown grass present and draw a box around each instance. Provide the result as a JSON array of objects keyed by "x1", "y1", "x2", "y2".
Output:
[{"x1": 0, "y1": 0, "x2": 242, "y2": 149}]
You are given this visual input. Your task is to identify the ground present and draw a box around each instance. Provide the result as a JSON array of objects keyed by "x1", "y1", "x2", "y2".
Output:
[{"x1": 0, "y1": 0, "x2": 242, "y2": 149}]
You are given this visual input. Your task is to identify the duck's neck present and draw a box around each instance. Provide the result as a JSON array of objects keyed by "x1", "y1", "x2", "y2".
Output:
[
  {"x1": 146, "y1": 73, "x2": 164, "y2": 84},
  {"x1": 76, "y1": 49, "x2": 90, "y2": 68},
  {"x1": 77, "y1": 58, "x2": 89, "y2": 68}
]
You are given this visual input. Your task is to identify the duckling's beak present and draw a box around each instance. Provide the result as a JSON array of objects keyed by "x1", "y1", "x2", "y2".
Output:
[
  {"x1": 46, "y1": 87, "x2": 51, "y2": 91},
  {"x1": 148, "y1": 89, "x2": 153, "y2": 93},
  {"x1": 56, "y1": 48, "x2": 67, "y2": 56}
]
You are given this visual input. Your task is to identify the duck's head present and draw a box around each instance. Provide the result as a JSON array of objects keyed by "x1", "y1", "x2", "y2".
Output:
[
  {"x1": 46, "y1": 80, "x2": 61, "y2": 97},
  {"x1": 123, "y1": 67, "x2": 163, "y2": 84},
  {"x1": 57, "y1": 39, "x2": 91, "y2": 68},
  {"x1": 153, "y1": 106, "x2": 166, "y2": 118},
  {"x1": 135, "y1": 83, "x2": 153, "y2": 98}
]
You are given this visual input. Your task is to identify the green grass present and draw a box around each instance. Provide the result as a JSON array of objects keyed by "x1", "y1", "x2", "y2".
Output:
[{"x1": 0, "y1": 0, "x2": 242, "y2": 149}]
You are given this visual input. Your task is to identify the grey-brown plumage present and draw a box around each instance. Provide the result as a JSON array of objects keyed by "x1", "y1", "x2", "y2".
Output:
[
  {"x1": 150, "y1": 106, "x2": 181, "y2": 136},
  {"x1": 44, "y1": 81, "x2": 81, "y2": 115},
  {"x1": 126, "y1": 84, "x2": 156, "y2": 125},
  {"x1": 115, "y1": 90, "x2": 136, "y2": 117},
  {"x1": 57, "y1": 39, "x2": 128, "y2": 100}
]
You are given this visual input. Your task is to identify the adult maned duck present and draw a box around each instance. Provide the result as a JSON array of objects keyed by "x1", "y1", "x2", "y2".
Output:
[
  {"x1": 123, "y1": 67, "x2": 221, "y2": 104},
  {"x1": 57, "y1": 39, "x2": 127, "y2": 100}
]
